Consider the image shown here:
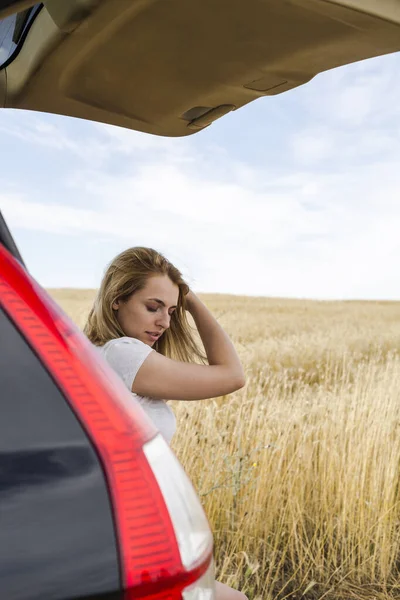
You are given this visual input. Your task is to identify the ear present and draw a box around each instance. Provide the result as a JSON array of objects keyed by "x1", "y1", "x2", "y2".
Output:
[{"x1": 112, "y1": 299, "x2": 120, "y2": 311}]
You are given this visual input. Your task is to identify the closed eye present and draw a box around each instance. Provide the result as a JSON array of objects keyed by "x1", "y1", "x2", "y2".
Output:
[{"x1": 147, "y1": 305, "x2": 176, "y2": 316}]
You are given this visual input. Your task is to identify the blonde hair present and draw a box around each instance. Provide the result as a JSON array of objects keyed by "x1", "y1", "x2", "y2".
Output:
[{"x1": 84, "y1": 247, "x2": 205, "y2": 363}]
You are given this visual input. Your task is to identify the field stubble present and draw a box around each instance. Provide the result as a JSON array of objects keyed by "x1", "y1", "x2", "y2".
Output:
[{"x1": 50, "y1": 289, "x2": 400, "y2": 600}]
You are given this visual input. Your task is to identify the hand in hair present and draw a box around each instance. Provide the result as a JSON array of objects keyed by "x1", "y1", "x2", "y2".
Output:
[{"x1": 132, "y1": 292, "x2": 245, "y2": 401}]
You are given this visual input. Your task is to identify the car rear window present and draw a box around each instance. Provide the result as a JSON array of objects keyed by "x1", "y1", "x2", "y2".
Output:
[{"x1": 0, "y1": 3, "x2": 42, "y2": 68}]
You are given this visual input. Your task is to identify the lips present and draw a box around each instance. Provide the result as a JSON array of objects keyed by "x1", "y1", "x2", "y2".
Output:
[{"x1": 146, "y1": 331, "x2": 161, "y2": 341}]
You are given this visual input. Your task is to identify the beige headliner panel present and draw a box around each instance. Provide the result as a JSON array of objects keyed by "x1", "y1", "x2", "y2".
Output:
[{"x1": 4, "y1": 0, "x2": 400, "y2": 137}]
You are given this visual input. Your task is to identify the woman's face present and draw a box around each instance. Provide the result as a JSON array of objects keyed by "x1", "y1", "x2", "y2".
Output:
[{"x1": 112, "y1": 274, "x2": 180, "y2": 346}]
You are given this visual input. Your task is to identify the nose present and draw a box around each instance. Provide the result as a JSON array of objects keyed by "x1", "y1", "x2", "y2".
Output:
[{"x1": 155, "y1": 310, "x2": 170, "y2": 330}]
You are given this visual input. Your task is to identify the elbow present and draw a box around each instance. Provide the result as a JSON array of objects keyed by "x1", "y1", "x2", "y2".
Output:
[
  {"x1": 230, "y1": 371, "x2": 246, "y2": 393},
  {"x1": 236, "y1": 373, "x2": 246, "y2": 390}
]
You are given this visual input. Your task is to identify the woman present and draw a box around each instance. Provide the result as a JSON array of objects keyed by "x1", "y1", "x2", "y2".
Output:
[{"x1": 84, "y1": 247, "x2": 247, "y2": 600}]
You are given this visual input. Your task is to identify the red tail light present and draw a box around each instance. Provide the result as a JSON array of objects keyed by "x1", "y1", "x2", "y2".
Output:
[{"x1": 0, "y1": 245, "x2": 214, "y2": 599}]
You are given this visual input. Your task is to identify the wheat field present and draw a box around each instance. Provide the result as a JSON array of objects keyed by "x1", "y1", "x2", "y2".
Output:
[{"x1": 49, "y1": 289, "x2": 400, "y2": 600}]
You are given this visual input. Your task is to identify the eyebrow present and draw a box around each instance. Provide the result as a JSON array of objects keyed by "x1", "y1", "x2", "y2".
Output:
[{"x1": 148, "y1": 298, "x2": 177, "y2": 309}]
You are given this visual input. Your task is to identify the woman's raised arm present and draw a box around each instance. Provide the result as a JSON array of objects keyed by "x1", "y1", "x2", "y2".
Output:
[{"x1": 132, "y1": 292, "x2": 245, "y2": 400}]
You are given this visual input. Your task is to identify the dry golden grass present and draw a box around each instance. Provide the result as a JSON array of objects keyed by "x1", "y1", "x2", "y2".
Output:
[{"x1": 49, "y1": 289, "x2": 400, "y2": 600}]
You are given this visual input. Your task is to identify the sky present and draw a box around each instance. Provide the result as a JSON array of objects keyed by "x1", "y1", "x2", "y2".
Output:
[{"x1": 1, "y1": 51, "x2": 400, "y2": 300}]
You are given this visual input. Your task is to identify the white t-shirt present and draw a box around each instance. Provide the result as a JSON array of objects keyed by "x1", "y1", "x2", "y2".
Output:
[{"x1": 98, "y1": 337, "x2": 177, "y2": 445}]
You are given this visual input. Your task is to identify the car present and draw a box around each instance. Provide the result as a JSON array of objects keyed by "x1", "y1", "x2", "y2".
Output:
[{"x1": 1, "y1": 1, "x2": 400, "y2": 600}]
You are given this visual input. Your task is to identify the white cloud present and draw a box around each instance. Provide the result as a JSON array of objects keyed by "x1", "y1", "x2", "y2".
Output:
[
  {"x1": 290, "y1": 128, "x2": 335, "y2": 165},
  {"x1": 288, "y1": 54, "x2": 400, "y2": 168},
  {"x1": 0, "y1": 110, "x2": 192, "y2": 167},
  {"x1": 1, "y1": 52, "x2": 400, "y2": 299},
  {"x1": 302, "y1": 52, "x2": 400, "y2": 128},
  {"x1": 0, "y1": 116, "x2": 108, "y2": 166},
  {"x1": 3, "y1": 141, "x2": 400, "y2": 299}
]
